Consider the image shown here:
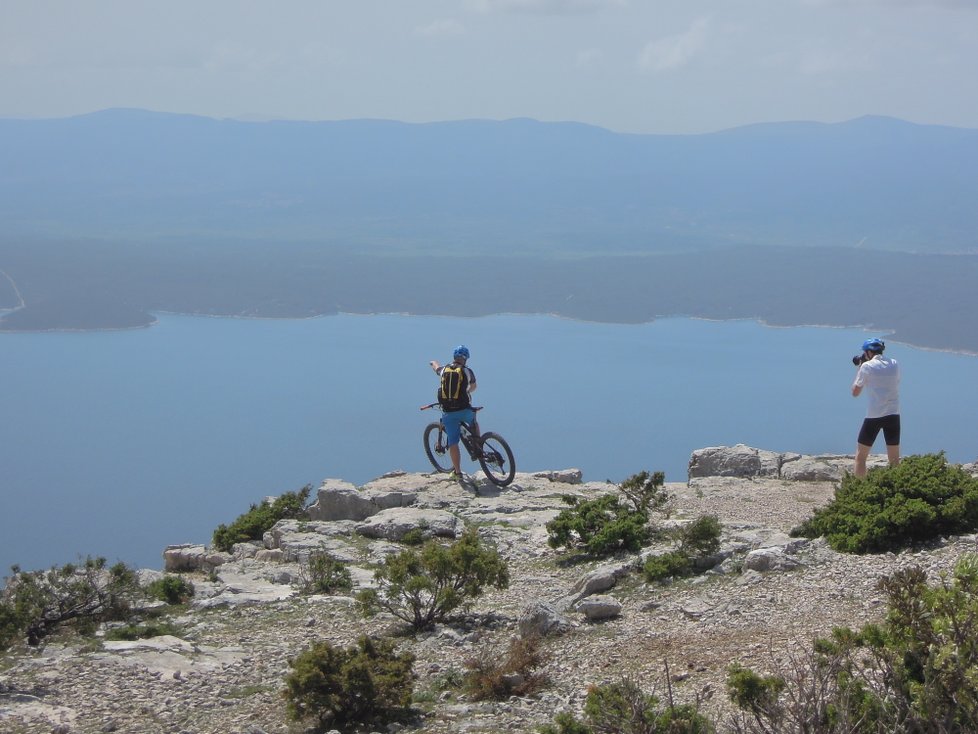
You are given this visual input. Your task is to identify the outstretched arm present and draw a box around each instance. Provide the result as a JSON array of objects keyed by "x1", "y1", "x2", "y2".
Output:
[{"x1": 429, "y1": 360, "x2": 441, "y2": 374}]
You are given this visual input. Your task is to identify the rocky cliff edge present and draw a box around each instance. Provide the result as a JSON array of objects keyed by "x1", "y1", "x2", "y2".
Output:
[{"x1": 2, "y1": 446, "x2": 977, "y2": 733}]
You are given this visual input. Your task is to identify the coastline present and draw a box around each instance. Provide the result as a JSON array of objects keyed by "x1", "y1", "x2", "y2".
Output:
[{"x1": 2, "y1": 308, "x2": 976, "y2": 358}]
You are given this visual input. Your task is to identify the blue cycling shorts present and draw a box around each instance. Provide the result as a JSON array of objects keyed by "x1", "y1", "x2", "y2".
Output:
[{"x1": 441, "y1": 408, "x2": 475, "y2": 447}]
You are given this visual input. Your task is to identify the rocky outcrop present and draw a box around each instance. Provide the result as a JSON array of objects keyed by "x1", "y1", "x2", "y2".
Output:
[
  {"x1": 519, "y1": 602, "x2": 573, "y2": 637},
  {"x1": 687, "y1": 444, "x2": 893, "y2": 482},
  {"x1": 162, "y1": 544, "x2": 229, "y2": 573},
  {"x1": 576, "y1": 594, "x2": 623, "y2": 621},
  {"x1": 355, "y1": 507, "x2": 461, "y2": 541},
  {"x1": 5, "y1": 454, "x2": 975, "y2": 734},
  {"x1": 687, "y1": 444, "x2": 772, "y2": 479},
  {"x1": 306, "y1": 477, "x2": 418, "y2": 521}
]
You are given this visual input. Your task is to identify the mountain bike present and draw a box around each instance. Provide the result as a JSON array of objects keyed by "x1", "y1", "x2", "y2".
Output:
[{"x1": 421, "y1": 404, "x2": 516, "y2": 487}]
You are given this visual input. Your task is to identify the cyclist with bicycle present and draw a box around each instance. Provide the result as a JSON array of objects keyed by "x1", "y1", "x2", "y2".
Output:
[{"x1": 429, "y1": 345, "x2": 478, "y2": 480}]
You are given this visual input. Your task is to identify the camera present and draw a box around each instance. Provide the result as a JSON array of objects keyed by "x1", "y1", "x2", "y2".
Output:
[{"x1": 852, "y1": 354, "x2": 869, "y2": 366}]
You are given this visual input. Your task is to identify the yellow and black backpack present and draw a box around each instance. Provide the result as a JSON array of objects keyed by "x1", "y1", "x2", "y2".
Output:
[{"x1": 438, "y1": 363, "x2": 471, "y2": 411}]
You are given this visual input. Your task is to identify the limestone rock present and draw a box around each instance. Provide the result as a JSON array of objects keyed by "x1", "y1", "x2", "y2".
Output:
[
  {"x1": 254, "y1": 548, "x2": 285, "y2": 563},
  {"x1": 563, "y1": 562, "x2": 632, "y2": 608},
  {"x1": 355, "y1": 508, "x2": 461, "y2": 541},
  {"x1": 263, "y1": 519, "x2": 359, "y2": 562},
  {"x1": 779, "y1": 455, "x2": 843, "y2": 482},
  {"x1": 518, "y1": 602, "x2": 573, "y2": 637},
  {"x1": 744, "y1": 546, "x2": 802, "y2": 572},
  {"x1": 306, "y1": 478, "x2": 418, "y2": 521},
  {"x1": 11, "y1": 459, "x2": 972, "y2": 734},
  {"x1": 576, "y1": 594, "x2": 622, "y2": 621},
  {"x1": 528, "y1": 469, "x2": 583, "y2": 484},
  {"x1": 687, "y1": 445, "x2": 892, "y2": 481},
  {"x1": 163, "y1": 544, "x2": 230, "y2": 572},
  {"x1": 231, "y1": 542, "x2": 261, "y2": 560},
  {"x1": 192, "y1": 568, "x2": 296, "y2": 608},
  {"x1": 688, "y1": 444, "x2": 762, "y2": 479}
]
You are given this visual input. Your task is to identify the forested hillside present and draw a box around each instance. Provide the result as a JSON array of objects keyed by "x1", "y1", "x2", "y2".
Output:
[{"x1": 1, "y1": 111, "x2": 975, "y2": 349}]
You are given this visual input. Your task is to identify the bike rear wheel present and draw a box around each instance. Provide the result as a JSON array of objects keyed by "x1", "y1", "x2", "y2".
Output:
[
  {"x1": 477, "y1": 432, "x2": 516, "y2": 486},
  {"x1": 423, "y1": 423, "x2": 452, "y2": 473}
]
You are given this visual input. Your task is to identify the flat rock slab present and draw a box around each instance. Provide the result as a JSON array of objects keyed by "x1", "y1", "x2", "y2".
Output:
[
  {"x1": 192, "y1": 569, "x2": 296, "y2": 608},
  {"x1": 95, "y1": 635, "x2": 246, "y2": 677},
  {"x1": 263, "y1": 520, "x2": 360, "y2": 563},
  {"x1": 576, "y1": 594, "x2": 623, "y2": 621},
  {"x1": 355, "y1": 508, "x2": 461, "y2": 541}
]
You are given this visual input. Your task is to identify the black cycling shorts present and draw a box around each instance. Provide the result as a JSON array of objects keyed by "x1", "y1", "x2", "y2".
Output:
[{"x1": 858, "y1": 414, "x2": 901, "y2": 447}]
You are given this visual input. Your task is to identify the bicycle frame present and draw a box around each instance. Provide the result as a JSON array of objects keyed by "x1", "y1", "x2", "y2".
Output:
[
  {"x1": 424, "y1": 404, "x2": 482, "y2": 459},
  {"x1": 458, "y1": 422, "x2": 481, "y2": 460},
  {"x1": 421, "y1": 403, "x2": 516, "y2": 486}
]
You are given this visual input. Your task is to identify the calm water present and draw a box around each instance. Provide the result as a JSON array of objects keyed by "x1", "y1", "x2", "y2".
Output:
[{"x1": 2, "y1": 313, "x2": 976, "y2": 572}]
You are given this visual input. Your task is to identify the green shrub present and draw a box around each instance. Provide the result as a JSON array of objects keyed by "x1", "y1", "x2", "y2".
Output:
[
  {"x1": 643, "y1": 550, "x2": 692, "y2": 582},
  {"x1": 726, "y1": 554, "x2": 978, "y2": 733},
  {"x1": 463, "y1": 633, "x2": 549, "y2": 700},
  {"x1": 726, "y1": 664, "x2": 785, "y2": 717},
  {"x1": 283, "y1": 635, "x2": 415, "y2": 731},
  {"x1": 539, "y1": 713, "x2": 592, "y2": 734},
  {"x1": 400, "y1": 527, "x2": 426, "y2": 546},
  {"x1": 643, "y1": 515, "x2": 722, "y2": 583},
  {"x1": 618, "y1": 471, "x2": 670, "y2": 515},
  {"x1": 539, "y1": 677, "x2": 715, "y2": 733},
  {"x1": 145, "y1": 575, "x2": 195, "y2": 605},
  {"x1": 356, "y1": 527, "x2": 508, "y2": 631},
  {"x1": 679, "y1": 514, "x2": 722, "y2": 558},
  {"x1": 297, "y1": 551, "x2": 353, "y2": 595},
  {"x1": 212, "y1": 485, "x2": 312, "y2": 552},
  {"x1": 104, "y1": 620, "x2": 183, "y2": 641},
  {"x1": 0, "y1": 605, "x2": 21, "y2": 652},
  {"x1": 792, "y1": 454, "x2": 978, "y2": 553},
  {"x1": 547, "y1": 472, "x2": 666, "y2": 558},
  {"x1": 0, "y1": 557, "x2": 138, "y2": 649},
  {"x1": 546, "y1": 492, "x2": 651, "y2": 555}
]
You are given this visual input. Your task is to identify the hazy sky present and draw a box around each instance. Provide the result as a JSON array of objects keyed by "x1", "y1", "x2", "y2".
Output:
[{"x1": 2, "y1": 0, "x2": 976, "y2": 134}]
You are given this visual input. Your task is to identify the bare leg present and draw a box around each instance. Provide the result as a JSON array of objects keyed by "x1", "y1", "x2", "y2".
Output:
[
  {"x1": 854, "y1": 443, "x2": 871, "y2": 477},
  {"x1": 886, "y1": 444, "x2": 901, "y2": 467},
  {"x1": 449, "y1": 445, "x2": 462, "y2": 474}
]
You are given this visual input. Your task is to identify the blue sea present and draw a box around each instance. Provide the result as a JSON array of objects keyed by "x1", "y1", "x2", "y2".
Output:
[{"x1": 2, "y1": 313, "x2": 976, "y2": 573}]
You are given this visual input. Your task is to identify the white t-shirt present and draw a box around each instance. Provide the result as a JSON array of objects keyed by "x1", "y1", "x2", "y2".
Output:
[{"x1": 854, "y1": 356, "x2": 901, "y2": 418}]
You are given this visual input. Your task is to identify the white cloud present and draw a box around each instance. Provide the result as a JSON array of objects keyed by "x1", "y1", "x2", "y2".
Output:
[
  {"x1": 0, "y1": 42, "x2": 39, "y2": 69},
  {"x1": 575, "y1": 48, "x2": 604, "y2": 68},
  {"x1": 466, "y1": 0, "x2": 626, "y2": 15},
  {"x1": 638, "y1": 17, "x2": 711, "y2": 73},
  {"x1": 798, "y1": 48, "x2": 872, "y2": 75},
  {"x1": 415, "y1": 19, "x2": 466, "y2": 37},
  {"x1": 800, "y1": 0, "x2": 974, "y2": 8}
]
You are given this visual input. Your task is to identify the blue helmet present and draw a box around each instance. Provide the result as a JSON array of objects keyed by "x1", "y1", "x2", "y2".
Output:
[
  {"x1": 453, "y1": 345, "x2": 470, "y2": 359},
  {"x1": 861, "y1": 338, "x2": 885, "y2": 353}
]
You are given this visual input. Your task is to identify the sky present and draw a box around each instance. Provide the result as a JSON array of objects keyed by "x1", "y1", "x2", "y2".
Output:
[{"x1": 1, "y1": 0, "x2": 976, "y2": 134}]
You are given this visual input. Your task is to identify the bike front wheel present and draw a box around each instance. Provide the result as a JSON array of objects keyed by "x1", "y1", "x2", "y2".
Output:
[
  {"x1": 477, "y1": 432, "x2": 516, "y2": 487},
  {"x1": 423, "y1": 423, "x2": 452, "y2": 473}
]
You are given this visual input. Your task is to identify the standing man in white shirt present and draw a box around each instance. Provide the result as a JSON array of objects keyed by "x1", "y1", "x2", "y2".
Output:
[{"x1": 851, "y1": 337, "x2": 901, "y2": 477}]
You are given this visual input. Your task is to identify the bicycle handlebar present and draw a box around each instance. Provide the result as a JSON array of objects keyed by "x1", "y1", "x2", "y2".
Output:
[{"x1": 420, "y1": 403, "x2": 483, "y2": 412}]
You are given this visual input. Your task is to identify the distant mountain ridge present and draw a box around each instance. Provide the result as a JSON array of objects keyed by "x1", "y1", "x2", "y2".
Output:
[
  {"x1": 1, "y1": 109, "x2": 976, "y2": 254},
  {"x1": 1, "y1": 110, "x2": 976, "y2": 349}
]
